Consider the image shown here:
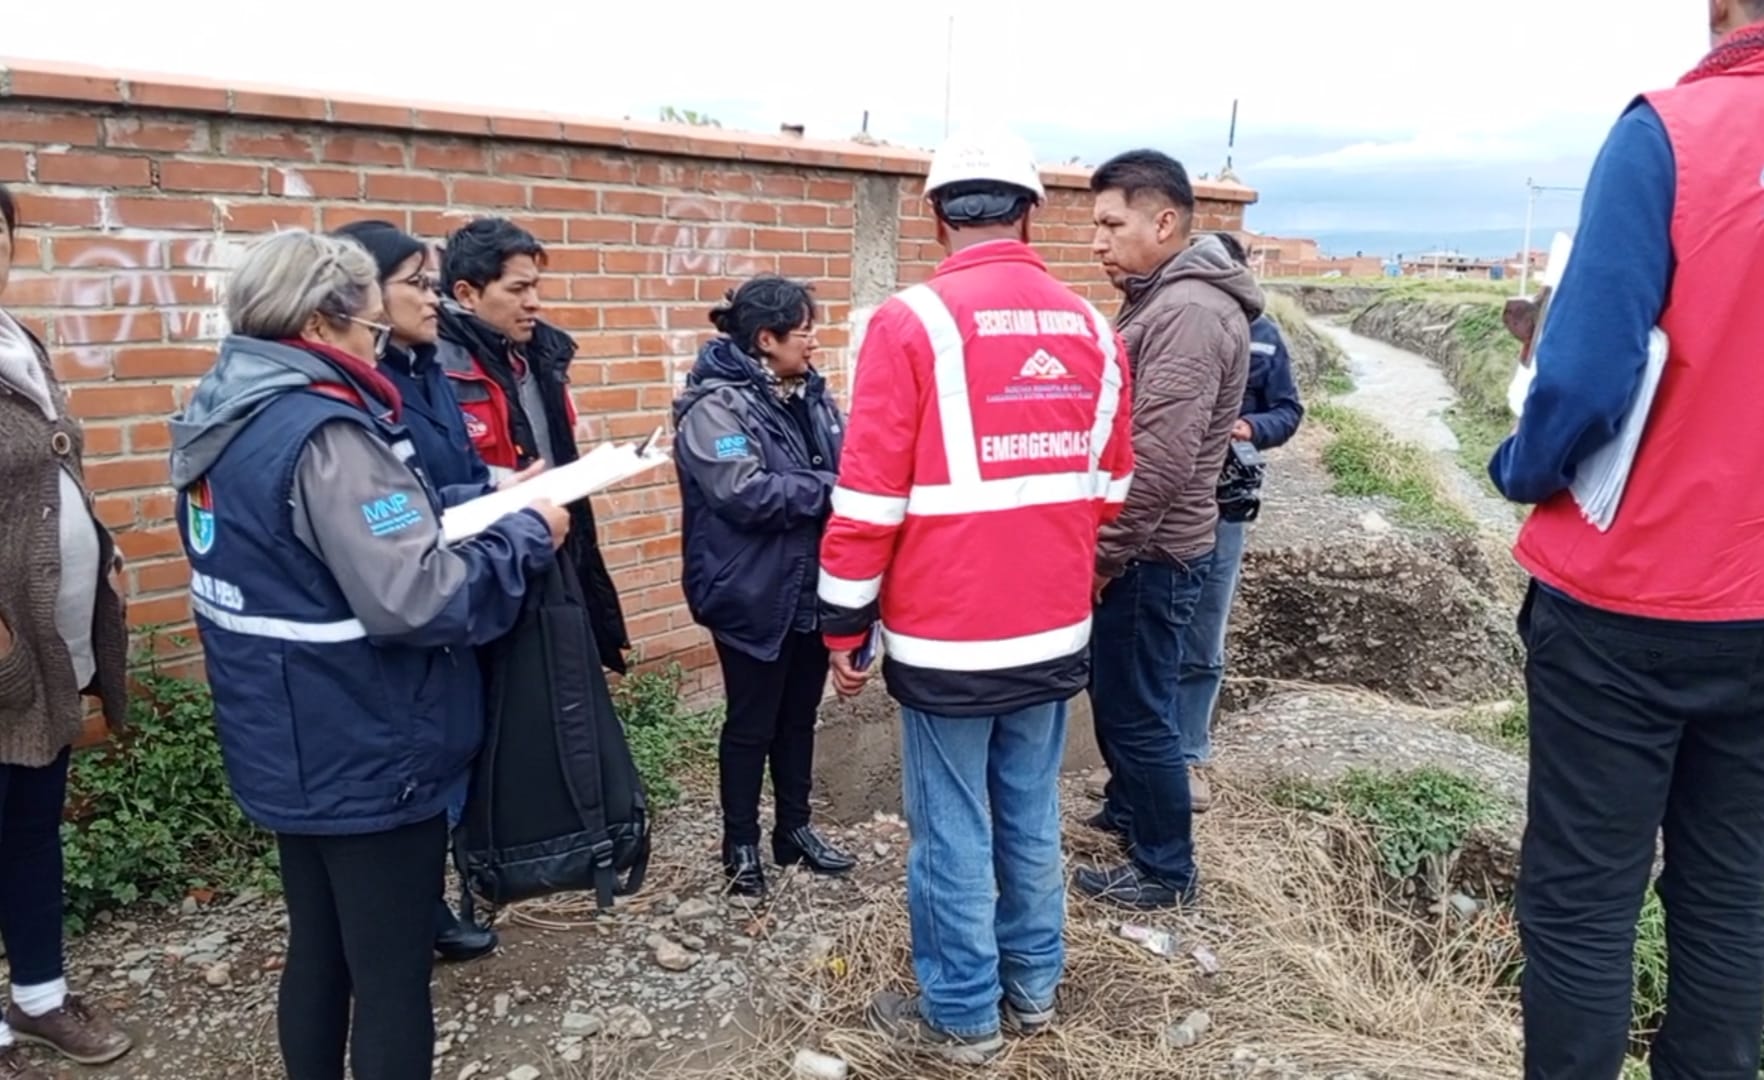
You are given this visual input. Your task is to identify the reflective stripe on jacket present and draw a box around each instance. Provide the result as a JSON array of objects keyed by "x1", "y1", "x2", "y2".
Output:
[{"x1": 818, "y1": 240, "x2": 1134, "y2": 715}]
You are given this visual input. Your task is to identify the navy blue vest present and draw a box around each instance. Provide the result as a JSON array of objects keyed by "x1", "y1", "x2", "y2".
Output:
[
  {"x1": 378, "y1": 347, "x2": 489, "y2": 493},
  {"x1": 177, "y1": 389, "x2": 481, "y2": 836}
]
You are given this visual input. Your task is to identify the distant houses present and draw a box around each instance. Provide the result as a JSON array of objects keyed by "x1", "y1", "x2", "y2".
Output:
[{"x1": 1239, "y1": 229, "x2": 1548, "y2": 283}]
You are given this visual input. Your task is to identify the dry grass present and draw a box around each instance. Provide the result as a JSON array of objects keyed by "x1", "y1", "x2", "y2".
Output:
[{"x1": 588, "y1": 776, "x2": 1525, "y2": 1080}]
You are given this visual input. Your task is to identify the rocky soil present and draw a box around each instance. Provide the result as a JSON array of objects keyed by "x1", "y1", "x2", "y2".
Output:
[
  {"x1": 1224, "y1": 419, "x2": 1524, "y2": 711},
  {"x1": 1268, "y1": 282, "x2": 1385, "y2": 318},
  {"x1": 48, "y1": 801, "x2": 902, "y2": 1080}
]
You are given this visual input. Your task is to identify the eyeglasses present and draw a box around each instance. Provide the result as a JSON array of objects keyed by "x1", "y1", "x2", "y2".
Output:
[
  {"x1": 398, "y1": 271, "x2": 441, "y2": 295},
  {"x1": 348, "y1": 315, "x2": 394, "y2": 356}
]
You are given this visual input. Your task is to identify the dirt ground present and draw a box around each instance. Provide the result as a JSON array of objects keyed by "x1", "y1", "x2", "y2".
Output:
[
  {"x1": 31, "y1": 745, "x2": 1526, "y2": 1080},
  {"x1": 13, "y1": 330, "x2": 1536, "y2": 1080}
]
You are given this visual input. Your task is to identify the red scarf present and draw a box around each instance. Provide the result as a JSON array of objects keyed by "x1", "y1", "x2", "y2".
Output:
[
  {"x1": 278, "y1": 339, "x2": 403, "y2": 421},
  {"x1": 1682, "y1": 21, "x2": 1764, "y2": 83}
]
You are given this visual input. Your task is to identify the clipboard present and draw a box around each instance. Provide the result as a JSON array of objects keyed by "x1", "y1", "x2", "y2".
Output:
[{"x1": 440, "y1": 428, "x2": 670, "y2": 544}]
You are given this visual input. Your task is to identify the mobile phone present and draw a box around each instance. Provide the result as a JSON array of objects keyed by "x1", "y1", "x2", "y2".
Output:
[{"x1": 852, "y1": 624, "x2": 879, "y2": 672}]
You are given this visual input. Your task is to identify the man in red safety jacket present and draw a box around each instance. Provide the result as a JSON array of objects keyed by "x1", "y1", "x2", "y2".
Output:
[
  {"x1": 818, "y1": 129, "x2": 1134, "y2": 1063},
  {"x1": 436, "y1": 217, "x2": 629, "y2": 673},
  {"x1": 1487, "y1": 2, "x2": 1764, "y2": 1074}
]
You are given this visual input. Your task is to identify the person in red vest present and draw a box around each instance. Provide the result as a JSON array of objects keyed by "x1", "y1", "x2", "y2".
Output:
[
  {"x1": 818, "y1": 129, "x2": 1134, "y2": 1062},
  {"x1": 1489, "y1": 3, "x2": 1764, "y2": 1075}
]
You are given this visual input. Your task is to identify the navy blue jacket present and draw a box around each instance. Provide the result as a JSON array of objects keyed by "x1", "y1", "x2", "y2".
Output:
[
  {"x1": 169, "y1": 338, "x2": 553, "y2": 835},
  {"x1": 672, "y1": 339, "x2": 844, "y2": 663},
  {"x1": 378, "y1": 340, "x2": 493, "y2": 498},
  {"x1": 1242, "y1": 315, "x2": 1304, "y2": 449}
]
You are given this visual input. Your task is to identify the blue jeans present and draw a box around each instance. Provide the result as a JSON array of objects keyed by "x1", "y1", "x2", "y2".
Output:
[
  {"x1": 1089, "y1": 553, "x2": 1215, "y2": 887},
  {"x1": 900, "y1": 701, "x2": 1068, "y2": 1038},
  {"x1": 1172, "y1": 519, "x2": 1246, "y2": 766}
]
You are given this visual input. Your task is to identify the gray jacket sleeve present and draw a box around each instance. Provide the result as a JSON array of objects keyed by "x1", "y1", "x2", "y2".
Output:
[
  {"x1": 675, "y1": 390, "x2": 834, "y2": 533},
  {"x1": 290, "y1": 421, "x2": 556, "y2": 648}
]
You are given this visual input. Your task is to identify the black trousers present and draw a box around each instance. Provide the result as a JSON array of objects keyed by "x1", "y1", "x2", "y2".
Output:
[
  {"x1": 276, "y1": 815, "x2": 445, "y2": 1080},
  {"x1": 1517, "y1": 584, "x2": 1764, "y2": 1080},
  {"x1": 716, "y1": 632, "x2": 830, "y2": 846},
  {"x1": 0, "y1": 748, "x2": 70, "y2": 988}
]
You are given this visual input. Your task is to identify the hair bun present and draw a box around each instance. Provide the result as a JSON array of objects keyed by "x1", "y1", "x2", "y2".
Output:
[{"x1": 708, "y1": 295, "x2": 737, "y2": 334}]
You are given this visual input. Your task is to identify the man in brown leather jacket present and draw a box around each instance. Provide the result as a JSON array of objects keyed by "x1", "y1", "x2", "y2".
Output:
[{"x1": 1078, "y1": 149, "x2": 1263, "y2": 910}]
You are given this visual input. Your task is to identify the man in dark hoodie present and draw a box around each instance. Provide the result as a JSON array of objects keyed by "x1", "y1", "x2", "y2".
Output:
[
  {"x1": 436, "y1": 217, "x2": 629, "y2": 673},
  {"x1": 1080, "y1": 149, "x2": 1263, "y2": 910}
]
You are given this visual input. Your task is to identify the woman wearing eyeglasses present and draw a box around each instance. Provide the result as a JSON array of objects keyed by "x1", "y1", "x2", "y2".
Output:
[
  {"x1": 333, "y1": 222, "x2": 499, "y2": 497},
  {"x1": 168, "y1": 229, "x2": 569, "y2": 1080},
  {"x1": 673, "y1": 275, "x2": 856, "y2": 897}
]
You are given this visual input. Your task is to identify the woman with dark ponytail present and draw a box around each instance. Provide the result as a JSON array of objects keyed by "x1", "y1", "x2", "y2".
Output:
[{"x1": 672, "y1": 275, "x2": 855, "y2": 897}]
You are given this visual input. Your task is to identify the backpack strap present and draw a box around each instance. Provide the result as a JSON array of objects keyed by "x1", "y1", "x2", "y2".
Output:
[{"x1": 543, "y1": 560, "x2": 622, "y2": 909}]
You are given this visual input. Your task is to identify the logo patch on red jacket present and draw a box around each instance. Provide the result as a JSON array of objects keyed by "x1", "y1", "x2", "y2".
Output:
[
  {"x1": 1017, "y1": 349, "x2": 1071, "y2": 380},
  {"x1": 463, "y1": 411, "x2": 489, "y2": 440}
]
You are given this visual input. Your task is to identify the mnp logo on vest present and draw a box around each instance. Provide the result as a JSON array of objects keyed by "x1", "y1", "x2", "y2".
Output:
[{"x1": 361, "y1": 492, "x2": 423, "y2": 538}]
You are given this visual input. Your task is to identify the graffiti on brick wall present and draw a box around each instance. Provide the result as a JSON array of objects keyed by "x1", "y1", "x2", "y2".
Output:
[
  {"x1": 660, "y1": 196, "x2": 774, "y2": 284},
  {"x1": 55, "y1": 211, "x2": 244, "y2": 368}
]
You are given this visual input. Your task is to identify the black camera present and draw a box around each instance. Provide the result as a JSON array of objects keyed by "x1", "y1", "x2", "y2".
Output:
[{"x1": 1216, "y1": 439, "x2": 1265, "y2": 523}]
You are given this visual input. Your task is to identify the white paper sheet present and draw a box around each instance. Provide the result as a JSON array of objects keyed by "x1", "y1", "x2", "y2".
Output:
[
  {"x1": 1568, "y1": 328, "x2": 1669, "y2": 532},
  {"x1": 440, "y1": 430, "x2": 670, "y2": 543},
  {"x1": 1510, "y1": 231, "x2": 1669, "y2": 531}
]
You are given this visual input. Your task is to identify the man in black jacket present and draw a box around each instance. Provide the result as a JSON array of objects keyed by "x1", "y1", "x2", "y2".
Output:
[{"x1": 437, "y1": 217, "x2": 629, "y2": 672}]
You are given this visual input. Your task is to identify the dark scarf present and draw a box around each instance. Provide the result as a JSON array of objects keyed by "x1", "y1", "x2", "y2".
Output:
[
  {"x1": 280, "y1": 339, "x2": 404, "y2": 420},
  {"x1": 1682, "y1": 21, "x2": 1764, "y2": 83}
]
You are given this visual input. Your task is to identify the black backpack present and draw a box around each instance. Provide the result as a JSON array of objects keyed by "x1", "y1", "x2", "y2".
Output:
[{"x1": 454, "y1": 561, "x2": 650, "y2": 910}]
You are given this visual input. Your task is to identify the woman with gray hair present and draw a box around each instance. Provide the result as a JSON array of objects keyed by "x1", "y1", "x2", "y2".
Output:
[{"x1": 168, "y1": 229, "x2": 569, "y2": 1080}]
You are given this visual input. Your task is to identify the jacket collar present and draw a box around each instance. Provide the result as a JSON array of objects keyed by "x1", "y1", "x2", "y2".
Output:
[
  {"x1": 1121, "y1": 249, "x2": 1188, "y2": 306},
  {"x1": 932, "y1": 238, "x2": 1050, "y2": 279},
  {"x1": 378, "y1": 339, "x2": 437, "y2": 377}
]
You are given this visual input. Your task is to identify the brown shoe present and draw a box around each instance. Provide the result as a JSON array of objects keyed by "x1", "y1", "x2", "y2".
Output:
[
  {"x1": 5, "y1": 996, "x2": 133, "y2": 1066},
  {"x1": 1190, "y1": 768, "x2": 1213, "y2": 813},
  {"x1": 0, "y1": 1045, "x2": 52, "y2": 1080}
]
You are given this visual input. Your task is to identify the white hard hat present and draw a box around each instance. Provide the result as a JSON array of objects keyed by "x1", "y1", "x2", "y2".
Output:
[{"x1": 924, "y1": 128, "x2": 1046, "y2": 202}]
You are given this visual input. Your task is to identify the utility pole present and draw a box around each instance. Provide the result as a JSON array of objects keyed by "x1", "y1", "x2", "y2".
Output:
[
  {"x1": 943, "y1": 15, "x2": 954, "y2": 137},
  {"x1": 1519, "y1": 177, "x2": 1585, "y2": 295},
  {"x1": 1225, "y1": 99, "x2": 1238, "y2": 177},
  {"x1": 1520, "y1": 176, "x2": 1536, "y2": 295}
]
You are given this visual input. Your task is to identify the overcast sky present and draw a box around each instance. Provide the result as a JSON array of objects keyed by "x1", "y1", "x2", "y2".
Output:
[{"x1": 9, "y1": 0, "x2": 1712, "y2": 253}]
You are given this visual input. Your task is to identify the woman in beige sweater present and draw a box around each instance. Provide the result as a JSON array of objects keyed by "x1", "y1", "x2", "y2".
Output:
[{"x1": 0, "y1": 183, "x2": 134, "y2": 1079}]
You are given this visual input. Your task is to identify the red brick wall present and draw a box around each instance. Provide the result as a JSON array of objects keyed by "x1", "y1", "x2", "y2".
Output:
[{"x1": 0, "y1": 60, "x2": 1255, "y2": 705}]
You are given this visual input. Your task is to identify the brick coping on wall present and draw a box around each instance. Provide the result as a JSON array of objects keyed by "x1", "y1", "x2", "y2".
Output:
[{"x1": 0, "y1": 56, "x2": 1258, "y2": 206}]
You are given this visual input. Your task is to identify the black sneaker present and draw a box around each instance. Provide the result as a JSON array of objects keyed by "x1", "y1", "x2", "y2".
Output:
[
  {"x1": 1082, "y1": 810, "x2": 1129, "y2": 837},
  {"x1": 1001, "y1": 998, "x2": 1056, "y2": 1036},
  {"x1": 866, "y1": 991, "x2": 1004, "y2": 1064},
  {"x1": 1074, "y1": 862, "x2": 1197, "y2": 911}
]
